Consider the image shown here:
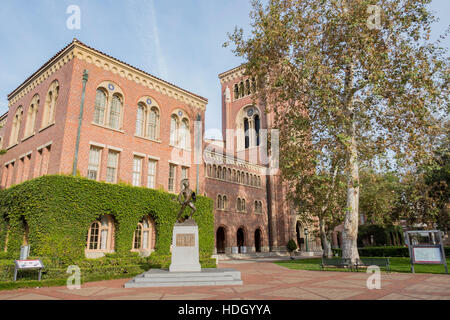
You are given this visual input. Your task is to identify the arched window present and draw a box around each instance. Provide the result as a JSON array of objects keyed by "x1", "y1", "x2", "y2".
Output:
[
  {"x1": 147, "y1": 107, "x2": 160, "y2": 140},
  {"x1": 233, "y1": 169, "x2": 236, "y2": 182},
  {"x1": 86, "y1": 215, "x2": 114, "y2": 252},
  {"x1": 24, "y1": 95, "x2": 39, "y2": 138},
  {"x1": 207, "y1": 164, "x2": 212, "y2": 177},
  {"x1": 246, "y1": 173, "x2": 249, "y2": 185},
  {"x1": 228, "y1": 168, "x2": 232, "y2": 181},
  {"x1": 132, "y1": 216, "x2": 156, "y2": 252},
  {"x1": 135, "y1": 98, "x2": 160, "y2": 140},
  {"x1": 218, "y1": 166, "x2": 222, "y2": 179},
  {"x1": 135, "y1": 103, "x2": 145, "y2": 136},
  {"x1": 223, "y1": 195, "x2": 228, "y2": 210},
  {"x1": 180, "y1": 118, "x2": 189, "y2": 149},
  {"x1": 245, "y1": 79, "x2": 251, "y2": 95},
  {"x1": 170, "y1": 114, "x2": 179, "y2": 146},
  {"x1": 10, "y1": 107, "x2": 23, "y2": 146},
  {"x1": 242, "y1": 199, "x2": 246, "y2": 212},
  {"x1": 217, "y1": 195, "x2": 223, "y2": 210},
  {"x1": 94, "y1": 89, "x2": 107, "y2": 125},
  {"x1": 239, "y1": 82, "x2": 244, "y2": 98},
  {"x1": 237, "y1": 198, "x2": 241, "y2": 211},
  {"x1": 109, "y1": 94, "x2": 122, "y2": 130},
  {"x1": 234, "y1": 84, "x2": 239, "y2": 100},
  {"x1": 42, "y1": 80, "x2": 59, "y2": 128},
  {"x1": 236, "y1": 106, "x2": 261, "y2": 150}
]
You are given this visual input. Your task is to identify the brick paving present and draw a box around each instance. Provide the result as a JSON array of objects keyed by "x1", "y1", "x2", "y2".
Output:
[{"x1": 0, "y1": 261, "x2": 449, "y2": 300}]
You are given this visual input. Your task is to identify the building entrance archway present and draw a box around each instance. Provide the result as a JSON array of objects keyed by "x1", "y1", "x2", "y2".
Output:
[{"x1": 216, "y1": 227, "x2": 226, "y2": 254}]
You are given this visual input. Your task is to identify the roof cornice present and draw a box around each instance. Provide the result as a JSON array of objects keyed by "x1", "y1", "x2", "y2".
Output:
[
  {"x1": 218, "y1": 64, "x2": 246, "y2": 84},
  {"x1": 8, "y1": 39, "x2": 208, "y2": 111}
]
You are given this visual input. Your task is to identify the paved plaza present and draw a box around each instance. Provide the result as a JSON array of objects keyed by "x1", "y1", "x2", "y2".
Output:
[{"x1": 0, "y1": 260, "x2": 449, "y2": 300}]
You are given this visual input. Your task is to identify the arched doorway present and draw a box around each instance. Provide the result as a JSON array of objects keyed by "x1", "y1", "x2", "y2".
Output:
[
  {"x1": 216, "y1": 227, "x2": 226, "y2": 254},
  {"x1": 237, "y1": 228, "x2": 245, "y2": 253},
  {"x1": 254, "y1": 229, "x2": 262, "y2": 253},
  {"x1": 295, "y1": 221, "x2": 304, "y2": 251}
]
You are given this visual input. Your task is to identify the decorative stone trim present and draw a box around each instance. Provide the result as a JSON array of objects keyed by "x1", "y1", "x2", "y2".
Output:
[
  {"x1": 8, "y1": 40, "x2": 208, "y2": 112},
  {"x1": 218, "y1": 65, "x2": 246, "y2": 84},
  {"x1": 134, "y1": 134, "x2": 162, "y2": 144},
  {"x1": 36, "y1": 141, "x2": 52, "y2": 151},
  {"x1": 147, "y1": 155, "x2": 160, "y2": 161},
  {"x1": 4, "y1": 158, "x2": 16, "y2": 166},
  {"x1": 204, "y1": 150, "x2": 265, "y2": 173},
  {"x1": 89, "y1": 141, "x2": 106, "y2": 148},
  {"x1": 133, "y1": 152, "x2": 146, "y2": 158},
  {"x1": 6, "y1": 143, "x2": 18, "y2": 150},
  {"x1": 107, "y1": 145, "x2": 123, "y2": 152},
  {"x1": 19, "y1": 151, "x2": 33, "y2": 160}
]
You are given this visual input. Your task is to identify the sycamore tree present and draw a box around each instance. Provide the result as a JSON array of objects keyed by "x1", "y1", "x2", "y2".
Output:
[{"x1": 225, "y1": 0, "x2": 448, "y2": 262}]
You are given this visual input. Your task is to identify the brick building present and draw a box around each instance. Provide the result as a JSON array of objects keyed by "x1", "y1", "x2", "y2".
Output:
[{"x1": 0, "y1": 39, "x2": 321, "y2": 256}]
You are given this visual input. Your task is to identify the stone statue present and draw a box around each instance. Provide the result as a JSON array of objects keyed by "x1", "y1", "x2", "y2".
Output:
[{"x1": 176, "y1": 179, "x2": 197, "y2": 223}]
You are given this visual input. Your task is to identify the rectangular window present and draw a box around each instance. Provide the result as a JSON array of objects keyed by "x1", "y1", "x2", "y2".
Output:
[
  {"x1": 168, "y1": 164, "x2": 176, "y2": 192},
  {"x1": 88, "y1": 146, "x2": 102, "y2": 181},
  {"x1": 147, "y1": 160, "x2": 157, "y2": 189},
  {"x1": 181, "y1": 166, "x2": 189, "y2": 181},
  {"x1": 132, "y1": 156, "x2": 143, "y2": 186},
  {"x1": 106, "y1": 151, "x2": 119, "y2": 183}
]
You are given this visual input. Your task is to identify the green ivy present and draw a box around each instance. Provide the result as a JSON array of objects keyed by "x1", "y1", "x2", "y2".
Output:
[{"x1": 0, "y1": 175, "x2": 214, "y2": 261}]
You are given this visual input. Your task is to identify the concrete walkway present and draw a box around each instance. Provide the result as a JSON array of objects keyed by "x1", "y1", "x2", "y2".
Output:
[{"x1": 0, "y1": 261, "x2": 449, "y2": 300}]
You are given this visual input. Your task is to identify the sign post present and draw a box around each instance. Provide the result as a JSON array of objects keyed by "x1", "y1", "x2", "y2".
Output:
[
  {"x1": 14, "y1": 259, "x2": 45, "y2": 281},
  {"x1": 405, "y1": 230, "x2": 448, "y2": 274}
]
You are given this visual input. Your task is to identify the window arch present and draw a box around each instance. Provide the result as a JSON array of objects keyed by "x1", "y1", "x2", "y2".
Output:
[
  {"x1": 223, "y1": 195, "x2": 228, "y2": 210},
  {"x1": 42, "y1": 80, "x2": 59, "y2": 128},
  {"x1": 10, "y1": 106, "x2": 23, "y2": 146},
  {"x1": 24, "y1": 95, "x2": 39, "y2": 138},
  {"x1": 86, "y1": 215, "x2": 115, "y2": 252},
  {"x1": 132, "y1": 216, "x2": 156, "y2": 253},
  {"x1": 170, "y1": 110, "x2": 190, "y2": 149},
  {"x1": 218, "y1": 166, "x2": 222, "y2": 179},
  {"x1": 236, "y1": 106, "x2": 262, "y2": 150},
  {"x1": 93, "y1": 82, "x2": 124, "y2": 130},
  {"x1": 135, "y1": 97, "x2": 160, "y2": 140}
]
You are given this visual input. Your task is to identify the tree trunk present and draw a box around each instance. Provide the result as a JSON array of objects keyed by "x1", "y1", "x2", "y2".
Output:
[
  {"x1": 342, "y1": 122, "x2": 360, "y2": 264},
  {"x1": 319, "y1": 218, "x2": 333, "y2": 258}
]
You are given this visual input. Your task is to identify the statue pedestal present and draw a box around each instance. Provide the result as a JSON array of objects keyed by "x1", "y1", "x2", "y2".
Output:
[{"x1": 169, "y1": 219, "x2": 201, "y2": 272}]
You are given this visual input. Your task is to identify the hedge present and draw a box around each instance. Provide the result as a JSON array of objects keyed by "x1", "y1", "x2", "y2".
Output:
[
  {"x1": 332, "y1": 246, "x2": 450, "y2": 258},
  {"x1": 0, "y1": 175, "x2": 215, "y2": 264}
]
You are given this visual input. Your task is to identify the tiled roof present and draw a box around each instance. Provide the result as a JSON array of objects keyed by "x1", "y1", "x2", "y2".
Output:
[{"x1": 8, "y1": 39, "x2": 208, "y2": 103}]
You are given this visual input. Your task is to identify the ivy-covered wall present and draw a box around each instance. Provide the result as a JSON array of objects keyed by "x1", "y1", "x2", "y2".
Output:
[{"x1": 0, "y1": 175, "x2": 214, "y2": 262}]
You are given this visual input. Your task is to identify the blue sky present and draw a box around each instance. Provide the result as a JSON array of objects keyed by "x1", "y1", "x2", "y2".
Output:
[{"x1": 0, "y1": 0, "x2": 448, "y2": 138}]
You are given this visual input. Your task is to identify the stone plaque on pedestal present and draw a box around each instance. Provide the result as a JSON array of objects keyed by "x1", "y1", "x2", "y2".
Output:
[{"x1": 169, "y1": 219, "x2": 201, "y2": 272}]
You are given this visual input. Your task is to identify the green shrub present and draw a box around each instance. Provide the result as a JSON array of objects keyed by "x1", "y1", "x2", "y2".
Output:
[
  {"x1": 287, "y1": 239, "x2": 298, "y2": 252},
  {"x1": 0, "y1": 175, "x2": 214, "y2": 261}
]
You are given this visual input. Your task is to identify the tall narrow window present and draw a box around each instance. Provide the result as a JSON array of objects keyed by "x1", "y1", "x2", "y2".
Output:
[
  {"x1": 135, "y1": 103, "x2": 145, "y2": 136},
  {"x1": 109, "y1": 94, "x2": 122, "y2": 130},
  {"x1": 170, "y1": 115, "x2": 178, "y2": 146},
  {"x1": 25, "y1": 95, "x2": 39, "y2": 138},
  {"x1": 254, "y1": 115, "x2": 261, "y2": 146},
  {"x1": 132, "y1": 156, "x2": 143, "y2": 187},
  {"x1": 87, "y1": 146, "x2": 102, "y2": 180},
  {"x1": 181, "y1": 166, "x2": 189, "y2": 181},
  {"x1": 106, "y1": 151, "x2": 119, "y2": 183},
  {"x1": 168, "y1": 164, "x2": 176, "y2": 192},
  {"x1": 244, "y1": 118, "x2": 250, "y2": 149},
  {"x1": 180, "y1": 119, "x2": 189, "y2": 149},
  {"x1": 88, "y1": 222, "x2": 100, "y2": 250},
  {"x1": 94, "y1": 89, "x2": 107, "y2": 125},
  {"x1": 234, "y1": 84, "x2": 239, "y2": 100},
  {"x1": 42, "y1": 80, "x2": 59, "y2": 128},
  {"x1": 147, "y1": 160, "x2": 157, "y2": 189},
  {"x1": 133, "y1": 224, "x2": 142, "y2": 250},
  {"x1": 147, "y1": 107, "x2": 159, "y2": 140},
  {"x1": 10, "y1": 107, "x2": 23, "y2": 146}
]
